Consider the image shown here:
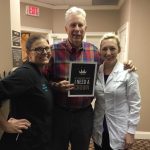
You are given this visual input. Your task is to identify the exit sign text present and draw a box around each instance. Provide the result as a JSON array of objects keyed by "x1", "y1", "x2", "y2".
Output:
[{"x1": 26, "y1": 5, "x2": 39, "y2": 16}]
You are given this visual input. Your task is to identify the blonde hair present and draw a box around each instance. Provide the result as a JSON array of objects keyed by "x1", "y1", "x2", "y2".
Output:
[
  {"x1": 100, "y1": 33, "x2": 121, "y2": 51},
  {"x1": 65, "y1": 6, "x2": 86, "y2": 23}
]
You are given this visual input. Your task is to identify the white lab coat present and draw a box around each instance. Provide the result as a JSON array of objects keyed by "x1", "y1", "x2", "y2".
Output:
[{"x1": 93, "y1": 61, "x2": 141, "y2": 150}]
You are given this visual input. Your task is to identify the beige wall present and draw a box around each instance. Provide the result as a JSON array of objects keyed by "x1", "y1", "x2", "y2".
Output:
[
  {"x1": 86, "y1": 10, "x2": 119, "y2": 32},
  {"x1": 52, "y1": 9, "x2": 119, "y2": 33},
  {"x1": 127, "y1": 0, "x2": 150, "y2": 131},
  {"x1": 0, "y1": 0, "x2": 12, "y2": 74},
  {"x1": 0, "y1": 0, "x2": 21, "y2": 139},
  {"x1": 120, "y1": 0, "x2": 150, "y2": 132},
  {"x1": 20, "y1": 3, "x2": 53, "y2": 30},
  {"x1": 119, "y1": 0, "x2": 130, "y2": 26},
  {"x1": 52, "y1": 10, "x2": 66, "y2": 33},
  {"x1": 49, "y1": 9, "x2": 120, "y2": 33},
  {"x1": 118, "y1": 0, "x2": 150, "y2": 132},
  {"x1": 20, "y1": 5, "x2": 119, "y2": 33}
]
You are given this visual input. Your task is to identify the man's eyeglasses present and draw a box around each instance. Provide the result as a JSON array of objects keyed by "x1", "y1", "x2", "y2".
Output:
[{"x1": 31, "y1": 47, "x2": 51, "y2": 54}]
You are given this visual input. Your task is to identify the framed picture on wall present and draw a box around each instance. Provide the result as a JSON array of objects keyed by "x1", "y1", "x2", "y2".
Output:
[{"x1": 12, "y1": 30, "x2": 21, "y2": 47}]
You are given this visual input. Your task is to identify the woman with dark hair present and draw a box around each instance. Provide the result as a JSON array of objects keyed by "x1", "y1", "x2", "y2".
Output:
[{"x1": 0, "y1": 34, "x2": 53, "y2": 150}]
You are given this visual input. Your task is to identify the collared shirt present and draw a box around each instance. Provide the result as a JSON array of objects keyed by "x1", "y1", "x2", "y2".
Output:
[{"x1": 49, "y1": 39, "x2": 100, "y2": 109}]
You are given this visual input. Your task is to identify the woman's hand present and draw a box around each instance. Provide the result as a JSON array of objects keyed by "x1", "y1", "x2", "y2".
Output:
[
  {"x1": 1, "y1": 118, "x2": 31, "y2": 133},
  {"x1": 124, "y1": 133, "x2": 134, "y2": 149}
]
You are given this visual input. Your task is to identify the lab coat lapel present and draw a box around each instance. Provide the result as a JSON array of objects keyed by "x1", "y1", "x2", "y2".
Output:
[
  {"x1": 105, "y1": 61, "x2": 121, "y2": 85},
  {"x1": 97, "y1": 65, "x2": 105, "y2": 88}
]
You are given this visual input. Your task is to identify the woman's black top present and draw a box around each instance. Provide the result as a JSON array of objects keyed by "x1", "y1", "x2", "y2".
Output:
[{"x1": 0, "y1": 62, "x2": 53, "y2": 150}]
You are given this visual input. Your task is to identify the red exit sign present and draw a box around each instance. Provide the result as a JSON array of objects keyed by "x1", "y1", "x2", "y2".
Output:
[{"x1": 26, "y1": 5, "x2": 39, "y2": 16}]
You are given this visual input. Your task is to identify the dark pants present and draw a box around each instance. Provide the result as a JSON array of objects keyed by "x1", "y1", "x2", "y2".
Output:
[
  {"x1": 52, "y1": 105, "x2": 93, "y2": 150},
  {"x1": 94, "y1": 133, "x2": 112, "y2": 150},
  {"x1": 94, "y1": 116, "x2": 112, "y2": 150},
  {"x1": 94, "y1": 131, "x2": 112, "y2": 150},
  {"x1": 0, "y1": 133, "x2": 52, "y2": 150}
]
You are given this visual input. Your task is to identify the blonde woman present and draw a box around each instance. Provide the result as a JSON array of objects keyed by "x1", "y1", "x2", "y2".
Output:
[{"x1": 93, "y1": 33, "x2": 141, "y2": 150}]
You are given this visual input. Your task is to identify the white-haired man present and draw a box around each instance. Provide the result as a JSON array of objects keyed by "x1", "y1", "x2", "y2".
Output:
[{"x1": 47, "y1": 6, "x2": 135, "y2": 150}]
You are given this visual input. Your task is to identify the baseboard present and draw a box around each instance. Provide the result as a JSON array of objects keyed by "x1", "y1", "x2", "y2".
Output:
[{"x1": 135, "y1": 131, "x2": 150, "y2": 139}]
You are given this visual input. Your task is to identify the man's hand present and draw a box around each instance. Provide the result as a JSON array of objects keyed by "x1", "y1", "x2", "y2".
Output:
[
  {"x1": 124, "y1": 60, "x2": 137, "y2": 72},
  {"x1": 57, "y1": 80, "x2": 75, "y2": 91}
]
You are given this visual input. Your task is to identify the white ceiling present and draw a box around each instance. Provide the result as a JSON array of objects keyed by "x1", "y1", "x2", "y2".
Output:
[{"x1": 20, "y1": 0, "x2": 125, "y2": 10}]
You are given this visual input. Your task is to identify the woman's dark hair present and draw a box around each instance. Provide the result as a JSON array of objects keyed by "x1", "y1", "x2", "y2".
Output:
[{"x1": 26, "y1": 34, "x2": 49, "y2": 51}]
